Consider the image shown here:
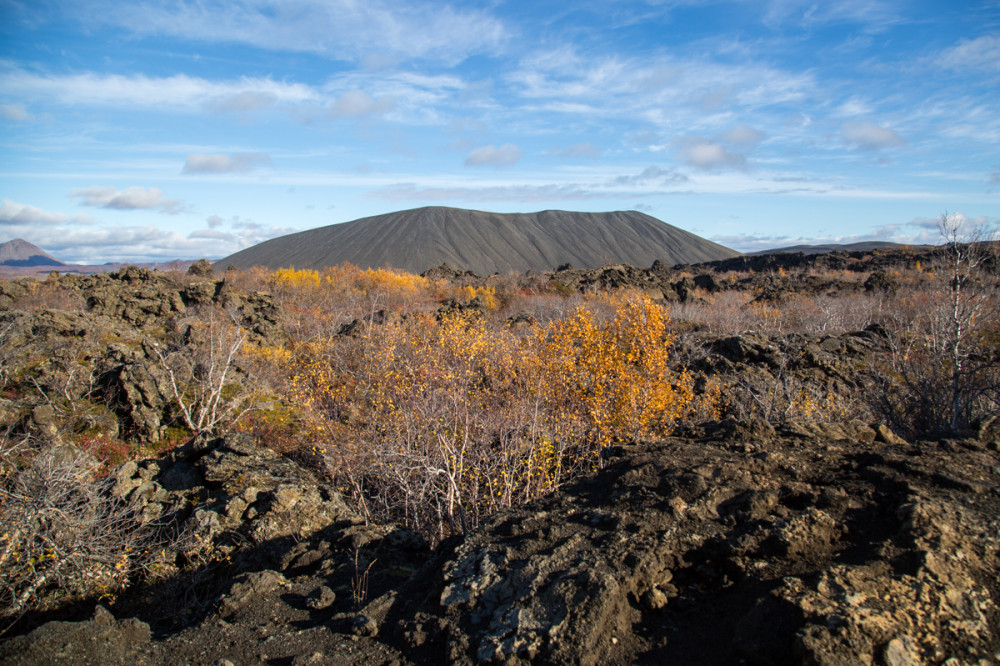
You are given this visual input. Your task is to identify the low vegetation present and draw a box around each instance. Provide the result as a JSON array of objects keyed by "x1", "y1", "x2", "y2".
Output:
[
  {"x1": 289, "y1": 292, "x2": 696, "y2": 538},
  {"x1": 0, "y1": 220, "x2": 997, "y2": 656}
]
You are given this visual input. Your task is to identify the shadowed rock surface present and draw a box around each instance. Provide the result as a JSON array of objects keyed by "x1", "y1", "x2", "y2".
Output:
[
  {"x1": 3, "y1": 425, "x2": 997, "y2": 665},
  {"x1": 215, "y1": 207, "x2": 740, "y2": 274}
]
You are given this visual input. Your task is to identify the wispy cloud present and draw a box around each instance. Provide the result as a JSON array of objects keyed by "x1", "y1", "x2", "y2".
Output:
[
  {"x1": 0, "y1": 104, "x2": 31, "y2": 121},
  {"x1": 3, "y1": 0, "x2": 997, "y2": 259},
  {"x1": 713, "y1": 225, "x2": 922, "y2": 253},
  {"x1": 842, "y1": 121, "x2": 905, "y2": 150},
  {"x1": 608, "y1": 166, "x2": 689, "y2": 186},
  {"x1": 907, "y1": 212, "x2": 997, "y2": 234},
  {"x1": 0, "y1": 69, "x2": 319, "y2": 112},
  {"x1": 370, "y1": 183, "x2": 609, "y2": 203},
  {"x1": 0, "y1": 199, "x2": 93, "y2": 226},
  {"x1": 760, "y1": 0, "x2": 903, "y2": 31},
  {"x1": 195, "y1": 215, "x2": 298, "y2": 249},
  {"x1": 72, "y1": 0, "x2": 508, "y2": 65},
  {"x1": 5, "y1": 213, "x2": 299, "y2": 263},
  {"x1": 673, "y1": 137, "x2": 746, "y2": 170},
  {"x1": 0, "y1": 66, "x2": 468, "y2": 127},
  {"x1": 183, "y1": 153, "x2": 273, "y2": 174},
  {"x1": 721, "y1": 125, "x2": 765, "y2": 147},
  {"x1": 715, "y1": 211, "x2": 999, "y2": 252},
  {"x1": 189, "y1": 229, "x2": 235, "y2": 242},
  {"x1": 41, "y1": 226, "x2": 214, "y2": 262},
  {"x1": 465, "y1": 144, "x2": 523, "y2": 168},
  {"x1": 937, "y1": 35, "x2": 1000, "y2": 72},
  {"x1": 329, "y1": 90, "x2": 396, "y2": 117},
  {"x1": 205, "y1": 92, "x2": 277, "y2": 114},
  {"x1": 507, "y1": 47, "x2": 815, "y2": 119},
  {"x1": 71, "y1": 186, "x2": 186, "y2": 214},
  {"x1": 0, "y1": 199, "x2": 250, "y2": 262}
]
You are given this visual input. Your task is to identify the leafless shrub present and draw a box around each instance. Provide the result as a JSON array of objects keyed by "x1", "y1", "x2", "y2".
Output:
[
  {"x1": 724, "y1": 363, "x2": 867, "y2": 425},
  {"x1": 866, "y1": 216, "x2": 1000, "y2": 434},
  {"x1": 0, "y1": 438, "x2": 156, "y2": 631},
  {"x1": 935, "y1": 215, "x2": 999, "y2": 430},
  {"x1": 8, "y1": 278, "x2": 86, "y2": 313},
  {"x1": 804, "y1": 293, "x2": 882, "y2": 334},
  {"x1": 0, "y1": 318, "x2": 16, "y2": 388},
  {"x1": 154, "y1": 309, "x2": 256, "y2": 435}
]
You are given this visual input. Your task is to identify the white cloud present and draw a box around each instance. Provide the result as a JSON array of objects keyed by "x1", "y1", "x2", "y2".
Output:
[
  {"x1": 0, "y1": 104, "x2": 31, "y2": 121},
  {"x1": 760, "y1": 0, "x2": 902, "y2": 30},
  {"x1": 937, "y1": 35, "x2": 1000, "y2": 72},
  {"x1": 329, "y1": 90, "x2": 396, "y2": 117},
  {"x1": 231, "y1": 218, "x2": 263, "y2": 231},
  {"x1": 360, "y1": 53, "x2": 402, "y2": 71},
  {"x1": 371, "y1": 164, "x2": 698, "y2": 202},
  {"x1": 370, "y1": 183, "x2": 610, "y2": 203},
  {"x1": 0, "y1": 69, "x2": 319, "y2": 112},
  {"x1": 183, "y1": 153, "x2": 273, "y2": 174},
  {"x1": 907, "y1": 212, "x2": 997, "y2": 236},
  {"x1": 465, "y1": 144, "x2": 523, "y2": 168},
  {"x1": 721, "y1": 125, "x2": 765, "y2": 147},
  {"x1": 716, "y1": 212, "x2": 999, "y2": 253},
  {"x1": 907, "y1": 215, "x2": 949, "y2": 230},
  {"x1": 194, "y1": 215, "x2": 299, "y2": 250},
  {"x1": 507, "y1": 47, "x2": 814, "y2": 116},
  {"x1": 71, "y1": 186, "x2": 186, "y2": 214},
  {"x1": 608, "y1": 166, "x2": 689, "y2": 186},
  {"x1": 842, "y1": 121, "x2": 905, "y2": 150},
  {"x1": 18, "y1": 217, "x2": 301, "y2": 263},
  {"x1": 674, "y1": 137, "x2": 746, "y2": 170},
  {"x1": 0, "y1": 66, "x2": 464, "y2": 127},
  {"x1": 5, "y1": 225, "x2": 200, "y2": 263},
  {"x1": 75, "y1": 0, "x2": 508, "y2": 66},
  {"x1": 189, "y1": 229, "x2": 237, "y2": 242},
  {"x1": 713, "y1": 225, "x2": 920, "y2": 253},
  {"x1": 0, "y1": 199, "x2": 92, "y2": 226},
  {"x1": 836, "y1": 96, "x2": 873, "y2": 118},
  {"x1": 206, "y1": 91, "x2": 277, "y2": 113}
]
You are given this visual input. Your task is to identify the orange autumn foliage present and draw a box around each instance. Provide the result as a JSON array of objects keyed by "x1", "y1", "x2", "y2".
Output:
[{"x1": 289, "y1": 293, "x2": 694, "y2": 540}]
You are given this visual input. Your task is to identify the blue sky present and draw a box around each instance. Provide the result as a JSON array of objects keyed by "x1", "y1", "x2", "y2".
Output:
[{"x1": 1, "y1": 0, "x2": 998, "y2": 263}]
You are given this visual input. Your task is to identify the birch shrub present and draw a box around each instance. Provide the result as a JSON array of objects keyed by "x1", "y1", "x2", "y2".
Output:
[{"x1": 291, "y1": 293, "x2": 696, "y2": 541}]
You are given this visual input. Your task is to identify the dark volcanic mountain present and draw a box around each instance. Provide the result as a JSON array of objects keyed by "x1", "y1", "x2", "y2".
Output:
[
  {"x1": 216, "y1": 207, "x2": 740, "y2": 274},
  {"x1": 0, "y1": 239, "x2": 64, "y2": 267}
]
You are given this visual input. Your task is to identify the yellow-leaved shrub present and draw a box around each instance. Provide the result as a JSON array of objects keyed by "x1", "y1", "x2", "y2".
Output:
[{"x1": 290, "y1": 292, "x2": 694, "y2": 541}]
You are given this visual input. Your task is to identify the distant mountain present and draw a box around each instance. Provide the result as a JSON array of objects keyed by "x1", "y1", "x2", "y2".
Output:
[
  {"x1": 755, "y1": 241, "x2": 926, "y2": 255},
  {"x1": 216, "y1": 207, "x2": 740, "y2": 274},
  {"x1": 0, "y1": 239, "x2": 65, "y2": 267}
]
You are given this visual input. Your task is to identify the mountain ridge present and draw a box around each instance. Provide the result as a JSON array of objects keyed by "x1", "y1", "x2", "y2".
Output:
[
  {"x1": 754, "y1": 241, "x2": 930, "y2": 255},
  {"x1": 216, "y1": 206, "x2": 740, "y2": 274},
  {"x1": 0, "y1": 239, "x2": 65, "y2": 267}
]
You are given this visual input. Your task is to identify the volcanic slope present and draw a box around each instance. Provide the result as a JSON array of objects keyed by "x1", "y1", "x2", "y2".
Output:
[
  {"x1": 216, "y1": 207, "x2": 740, "y2": 274},
  {"x1": 0, "y1": 239, "x2": 64, "y2": 267}
]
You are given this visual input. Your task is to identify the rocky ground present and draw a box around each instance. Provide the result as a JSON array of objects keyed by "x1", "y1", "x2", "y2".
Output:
[
  {"x1": 1, "y1": 251, "x2": 998, "y2": 664},
  {"x1": 3, "y1": 422, "x2": 998, "y2": 665}
]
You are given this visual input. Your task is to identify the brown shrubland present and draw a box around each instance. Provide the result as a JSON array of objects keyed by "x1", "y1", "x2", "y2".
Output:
[{"x1": 1, "y1": 239, "x2": 998, "y2": 618}]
